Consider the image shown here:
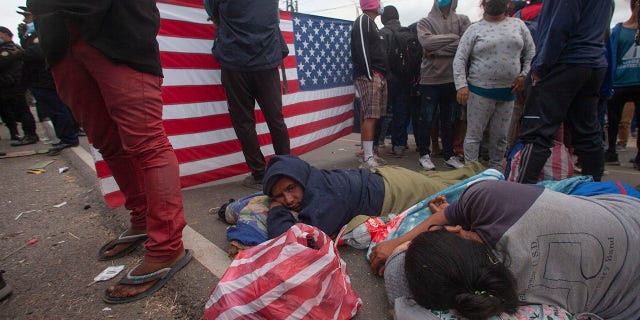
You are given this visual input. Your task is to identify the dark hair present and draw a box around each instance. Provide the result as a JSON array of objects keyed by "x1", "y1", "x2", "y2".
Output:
[
  {"x1": 404, "y1": 230, "x2": 518, "y2": 319},
  {"x1": 0, "y1": 26, "x2": 13, "y2": 37},
  {"x1": 381, "y1": 5, "x2": 399, "y2": 24}
]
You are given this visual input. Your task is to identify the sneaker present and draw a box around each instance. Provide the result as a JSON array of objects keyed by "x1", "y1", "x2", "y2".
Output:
[
  {"x1": 419, "y1": 154, "x2": 435, "y2": 170},
  {"x1": 385, "y1": 146, "x2": 406, "y2": 158},
  {"x1": 604, "y1": 153, "x2": 620, "y2": 166},
  {"x1": 360, "y1": 156, "x2": 380, "y2": 169},
  {"x1": 241, "y1": 175, "x2": 263, "y2": 190},
  {"x1": 10, "y1": 135, "x2": 38, "y2": 147},
  {"x1": 0, "y1": 270, "x2": 12, "y2": 301},
  {"x1": 444, "y1": 156, "x2": 464, "y2": 169}
]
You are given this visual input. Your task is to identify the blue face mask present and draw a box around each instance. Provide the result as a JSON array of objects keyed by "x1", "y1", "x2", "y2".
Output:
[
  {"x1": 25, "y1": 22, "x2": 35, "y2": 35},
  {"x1": 0, "y1": 39, "x2": 4, "y2": 45},
  {"x1": 377, "y1": 6, "x2": 384, "y2": 15},
  {"x1": 435, "y1": 0, "x2": 452, "y2": 8}
]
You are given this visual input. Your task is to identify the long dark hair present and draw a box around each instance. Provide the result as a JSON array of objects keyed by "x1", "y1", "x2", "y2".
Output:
[{"x1": 404, "y1": 230, "x2": 518, "y2": 319}]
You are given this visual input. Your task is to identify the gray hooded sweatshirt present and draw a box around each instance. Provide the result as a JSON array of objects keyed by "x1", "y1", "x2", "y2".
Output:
[{"x1": 416, "y1": 0, "x2": 470, "y2": 85}]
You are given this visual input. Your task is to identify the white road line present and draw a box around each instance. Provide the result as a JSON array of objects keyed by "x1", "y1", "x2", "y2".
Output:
[{"x1": 71, "y1": 146, "x2": 230, "y2": 278}]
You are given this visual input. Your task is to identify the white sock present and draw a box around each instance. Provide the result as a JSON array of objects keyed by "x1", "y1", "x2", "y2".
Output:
[{"x1": 363, "y1": 141, "x2": 374, "y2": 161}]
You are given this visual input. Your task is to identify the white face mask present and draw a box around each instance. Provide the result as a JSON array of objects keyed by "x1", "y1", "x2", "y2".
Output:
[{"x1": 377, "y1": 6, "x2": 384, "y2": 15}]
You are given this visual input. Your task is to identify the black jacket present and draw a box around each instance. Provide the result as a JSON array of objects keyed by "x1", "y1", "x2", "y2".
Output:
[
  {"x1": 27, "y1": 0, "x2": 163, "y2": 76},
  {"x1": 207, "y1": 0, "x2": 288, "y2": 72},
  {"x1": 0, "y1": 41, "x2": 24, "y2": 91},
  {"x1": 350, "y1": 13, "x2": 386, "y2": 80},
  {"x1": 20, "y1": 32, "x2": 55, "y2": 89}
]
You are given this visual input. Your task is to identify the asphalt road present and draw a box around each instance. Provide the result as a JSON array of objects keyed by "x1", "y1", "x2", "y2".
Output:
[{"x1": 1, "y1": 121, "x2": 638, "y2": 319}]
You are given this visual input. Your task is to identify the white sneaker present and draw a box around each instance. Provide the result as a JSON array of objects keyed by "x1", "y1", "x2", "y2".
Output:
[
  {"x1": 444, "y1": 156, "x2": 464, "y2": 169},
  {"x1": 419, "y1": 154, "x2": 435, "y2": 170},
  {"x1": 360, "y1": 156, "x2": 380, "y2": 169}
]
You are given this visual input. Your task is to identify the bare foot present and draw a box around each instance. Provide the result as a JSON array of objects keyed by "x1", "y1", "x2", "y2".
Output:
[
  {"x1": 101, "y1": 229, "x2": 147, "y2": 258},
  {"x1": 106, "y1": 251, "x2": 186, "y2": 298}
]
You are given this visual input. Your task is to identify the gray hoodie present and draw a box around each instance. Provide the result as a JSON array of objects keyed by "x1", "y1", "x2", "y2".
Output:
[{"x1": 416, "y1": 0, "x2": 470, "y2": 85}]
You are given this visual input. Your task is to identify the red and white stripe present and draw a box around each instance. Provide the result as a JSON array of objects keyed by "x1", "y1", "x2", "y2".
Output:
[
  {"x1": 94, "y1": 0, "x2": 355, "y2": 207},
  {"x1": 204, "y1": 223, "x2": 361, "y2": 320}
]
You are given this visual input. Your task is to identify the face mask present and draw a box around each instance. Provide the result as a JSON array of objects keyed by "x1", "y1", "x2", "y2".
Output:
[
  {"x1": 485, "y1": 0, "x2": 508, "y2": 16},
  {"x1": 377, "y1": 6, "x2": 384, "y2": 15},
  {"x1": 25, "y1": 22, "x2": 35, "y2": 35},
  {"x1": 435, "y1": 0, "x2": 451, "y2": 9},
  {"x1": 0, "y1": 39, "x2": 4, "y2": 45}
]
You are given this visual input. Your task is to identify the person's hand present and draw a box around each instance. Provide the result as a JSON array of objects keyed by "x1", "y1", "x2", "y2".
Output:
[
  {"x1": 531, "y1": 72, "x2": 542, "y2": 86},
  {"x1": 17, "y1": 23, "x2": 26, "y2": 38},
  {"x1": 511, "y1": 76, "x2": 525, "y2": 94},
  {"x1": 369, "y1": 239, "x2": 400, "y2": 276},
  {"x1": 269, "y1": 200, "x2": 282, "y2": 210},
  {"x1": 456, "y1": 87, "x2": 469, "y2": 106},
  {"x1": 428, "y1": 195, "x2": 449, "y2": 214}
]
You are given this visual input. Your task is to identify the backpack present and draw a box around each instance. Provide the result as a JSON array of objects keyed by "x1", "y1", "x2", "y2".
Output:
[
  {"x1": 387, "y1": 27, "x2": 422, "y2": 81},
  {"x1": 515, "y1": 9, "x2": 539, "y2": 43}
]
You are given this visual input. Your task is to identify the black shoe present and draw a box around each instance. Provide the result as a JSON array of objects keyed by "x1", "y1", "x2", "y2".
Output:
[
  {"x1": 10, "y1": 134, "x2": 21, "y2": 141},
  {"x1": 0, "y1": 270, "x2": 12, "y2": 301},
  {"x1": 0, "y1": 150, "x2": 6, "y2": 156},
  {"x1": 604, "y1": 153, "x2": 620, "y2": 166},
  {"x1": 10, "y1": 135, "x2": 38, "y2": 146},
  {"x1": 47, "y1": 141, "x2": 79, "y2": 155}
]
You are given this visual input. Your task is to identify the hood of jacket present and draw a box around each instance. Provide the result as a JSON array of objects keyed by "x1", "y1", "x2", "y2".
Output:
[
  {"x1": 428, "y1": 0, "x2": 459, "y2": 18},
  {"x1": 263, "y1": 155, "x2": 311, "y2": 197}
]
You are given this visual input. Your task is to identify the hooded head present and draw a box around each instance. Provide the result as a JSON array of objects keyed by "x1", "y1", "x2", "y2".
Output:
[
  {"x1": 263, "y1": 155, "x2": 311, "y2": 197},
  {"x1": 360, "y1": 0, "x2": 380, "y2": 12},
  {"x1": 430, "y1": 0, "x2": 458, "y2": 16},
  {"x1": 381, "y1": 5, "x2": 399, "y2": 24}
]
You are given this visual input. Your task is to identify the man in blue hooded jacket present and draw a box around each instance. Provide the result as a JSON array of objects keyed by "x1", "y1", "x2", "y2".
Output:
[{"x1": 263, "y1": 155, "x2": 484, "y2": 238}]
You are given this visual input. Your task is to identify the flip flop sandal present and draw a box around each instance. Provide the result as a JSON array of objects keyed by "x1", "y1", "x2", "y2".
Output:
[
  {"x1": 97, "y1": 231, "x2": 148, "y2": 261},
  {"x1": 103, "y1": 249, "x2": 193, "y2": 304}
]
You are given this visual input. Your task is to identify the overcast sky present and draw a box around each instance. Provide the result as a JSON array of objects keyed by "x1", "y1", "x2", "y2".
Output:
[{"x1": 0, "y1": 0, "x2": 633, "y2": 41}]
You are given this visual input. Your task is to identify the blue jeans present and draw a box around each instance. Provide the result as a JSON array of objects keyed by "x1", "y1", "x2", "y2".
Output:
[
  {"x1": 416, "y1": 83, "x2": 459, "y2": 158},
  {"x1": 31, "y1": 87, "x2": 79, "y2": 144},
  {"x1": 388, "y1": 80, "x2": 411, "y2": 148}
]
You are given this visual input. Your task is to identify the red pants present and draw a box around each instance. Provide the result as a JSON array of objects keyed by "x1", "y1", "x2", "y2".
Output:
[{"x1": 51, "y1": 36, "x2": 186, "y2": 263}]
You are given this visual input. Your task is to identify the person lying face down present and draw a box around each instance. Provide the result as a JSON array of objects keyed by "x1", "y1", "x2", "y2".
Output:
[
  {"x1": 380, "y1": 180, "x2": 640, "y2": 319},
  {"x1": 262, "y1": 155, "x2": 485, "y2": 238}
]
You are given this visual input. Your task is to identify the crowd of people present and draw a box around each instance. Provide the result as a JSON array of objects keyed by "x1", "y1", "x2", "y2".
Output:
[
  {"x1": 352, "y1": 0, "x2": 640, "y2": 183},
  {"x1": 1, "y1": 0, "x2": 639, "y2": 318}
]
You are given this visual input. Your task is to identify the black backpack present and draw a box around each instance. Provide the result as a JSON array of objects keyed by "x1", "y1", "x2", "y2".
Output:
[{"x1": 387, "y1": 27, "x2": 422, "y2": 81}]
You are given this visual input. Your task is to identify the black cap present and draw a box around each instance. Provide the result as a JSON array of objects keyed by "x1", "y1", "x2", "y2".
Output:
[
  {"x1": 0, "y1": 26, "x2": 13, "y2": 37},
  {"x1": 381, "y1": 5, "x2": 399, "y2": 24}
]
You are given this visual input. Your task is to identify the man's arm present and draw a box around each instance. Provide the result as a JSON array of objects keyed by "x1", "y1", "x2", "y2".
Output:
[
  {"x1": 266, "y1": 205, "x2": 297, "y2": 239},
  {"x1": 369, "y1": 196, "x2": 450, "y2": 276},
  {"x1": 431, "y1": 15, "x2": 471, "y2": 56},
  {"x1": 417, "y1": 19, "x2": 461, "y2": 53},
  {"x1": 530, "y1": 0, "x2": 580, "y2": 78}
]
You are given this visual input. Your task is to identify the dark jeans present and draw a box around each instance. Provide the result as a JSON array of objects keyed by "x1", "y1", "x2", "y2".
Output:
[
  {"x1": 388, "y1": 79, "x2": 411, "y2": 148},
  {"x1": 416, "y1": 83, "x2": 459, "y2": 158},
  {"x1": 31, "y1": 87, "x2": 79, "y2": 145},
  {"x1": 518, "y1": 65, "x2": 606, "y2": 183},
  {"x1": 221, "y1": 67, "x2": 290, "y2": 178},
  {"x1": 0, "y1": 88, "x2": 37, "y2": 137},
  {"x1": 605, "y1": 86, "x2": 640, "y2": 157}
]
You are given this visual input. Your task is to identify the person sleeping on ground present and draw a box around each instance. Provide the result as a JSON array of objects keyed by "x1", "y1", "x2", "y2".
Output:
[
  {"x1": 377, "y1": 180, "x2": 640, "y2": 320},
  {"x1": 262, "y1": 154, "x2": 485, "y2": 238}
]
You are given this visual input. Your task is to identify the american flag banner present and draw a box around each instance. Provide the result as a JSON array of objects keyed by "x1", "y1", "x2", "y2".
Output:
[{"x1": 93, "y1": 0, "x2": 356, "y2": 207}]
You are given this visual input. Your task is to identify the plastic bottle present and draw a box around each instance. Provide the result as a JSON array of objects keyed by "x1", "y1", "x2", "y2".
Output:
[{"x1": 340, "y1": 214, "x2": 396, "y2": 249}]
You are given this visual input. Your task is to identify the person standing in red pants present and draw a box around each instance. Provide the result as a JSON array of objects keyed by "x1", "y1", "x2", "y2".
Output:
[{"x1": 27, "y1": 0, "x2": 191, "y2": 303}]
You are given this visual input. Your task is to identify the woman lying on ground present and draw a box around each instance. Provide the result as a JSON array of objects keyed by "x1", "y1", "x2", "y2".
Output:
[{"x1": 373, "y1": 180, "x2": 640, "y2": 319}]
